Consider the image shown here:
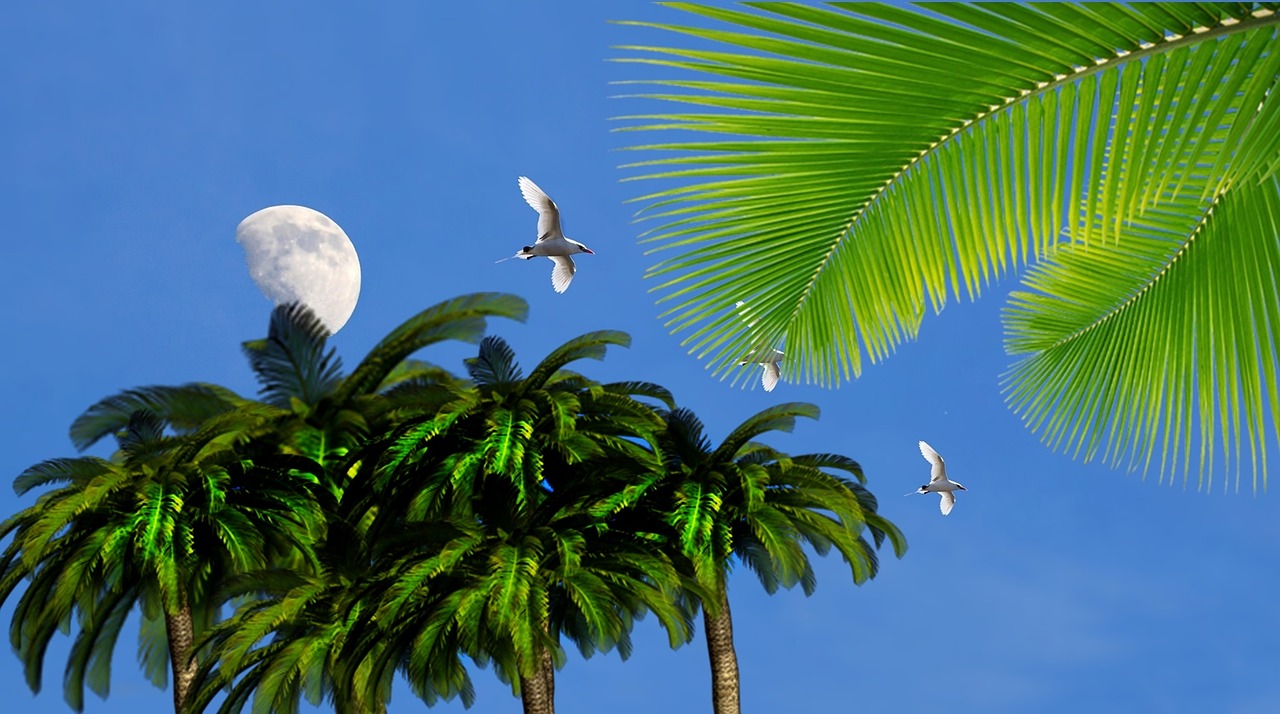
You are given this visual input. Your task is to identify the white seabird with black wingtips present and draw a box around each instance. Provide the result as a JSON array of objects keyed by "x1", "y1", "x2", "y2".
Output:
[
  {"x1": 496, "y1": 176, "x2": 594, "y2": 293},
  {"x1": 909, "y1": 440, "x2": 967, "y2": 516}
]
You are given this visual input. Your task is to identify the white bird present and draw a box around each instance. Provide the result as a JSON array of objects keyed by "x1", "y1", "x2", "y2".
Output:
[
  {"x1": 735, "y1": 300, "x2": 784, "y2": 392},
  {"x1": 909, "y1": 440, "x2": 967, "y2": 516},
  {"x1": 497, "y1": 176, "x2": 594, "y2": 293}
]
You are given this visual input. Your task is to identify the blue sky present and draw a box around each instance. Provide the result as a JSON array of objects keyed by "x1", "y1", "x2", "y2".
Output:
[{"x1": 2, "y1": 3, "x2": 1277, "y2": 713}]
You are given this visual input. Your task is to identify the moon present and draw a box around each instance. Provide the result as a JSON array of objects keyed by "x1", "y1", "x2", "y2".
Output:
[{"x1": 235, "y1": 205, "x2": 361, "y2": 334}]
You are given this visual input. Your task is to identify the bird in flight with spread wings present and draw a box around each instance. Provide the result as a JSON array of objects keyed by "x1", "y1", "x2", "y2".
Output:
[
  {"x1": 909, "y1": 440, "x2": 968, "y2": 516},
  {"x1": 497, "y1": 176, "x2": 594, "y2": 293}
]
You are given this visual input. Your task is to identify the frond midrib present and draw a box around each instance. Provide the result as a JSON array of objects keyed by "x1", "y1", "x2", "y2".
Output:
[
  {"x1": 786, "y1": 8, "x2": 1280, "y2": 329},
  {"x1": 1022, "y1": 189, "x2": 1223, "y2": 357}
]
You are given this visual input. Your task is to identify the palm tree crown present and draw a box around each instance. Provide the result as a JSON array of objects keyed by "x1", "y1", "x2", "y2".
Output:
[
  {"x1": 0, "y1": 408, "x2": 322, "y2": 712},
  {"x1": 640, "y1": 403, "x2": 905, "y2": 714}
]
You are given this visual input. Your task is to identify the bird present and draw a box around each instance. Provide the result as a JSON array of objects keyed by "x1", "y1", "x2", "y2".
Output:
[
  {"x1": 496, "y1": 176, "x2": 594, "y2": 293},
  {"x1": 735, "y1": 301, "x2": 784, "y2": 392},
  {"x1": 909, "y1": 440, "x2": 967, "y2": 516}
]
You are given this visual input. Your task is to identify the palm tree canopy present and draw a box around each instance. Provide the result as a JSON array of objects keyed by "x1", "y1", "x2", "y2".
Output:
[
  {"x1": 68, "y1": 383, "x2": 248, "y2": 452},
  {"x1": 71, "y1": 293, "x2": 528, "y2": 450},
  {"x1": 655, "y1": 403, "x2": 906, "y2": 594},
  {"x1": 1, "y1": 410, "x2": 323, "y2": 712},
  {"x1": 190, "y1": 519, "x2": 441, "y2": 714},
  {"x1": 616, "y1": 2, "x2": 1280, "y2": 489},
  {"x1": 323, "y1": 330, "x2": 694, "y2": 709}
]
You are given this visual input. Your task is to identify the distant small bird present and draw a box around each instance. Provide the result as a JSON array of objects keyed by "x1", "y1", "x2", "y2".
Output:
[
  {"x1": 735, "y1": 300, "x2": 784, "y2": 392},
  {"x1": 497, "y1": 176, "x2": 594, "y2": 293},
  {"x1": 909, "y1": 440, "x2": 967, "y2": 516}
]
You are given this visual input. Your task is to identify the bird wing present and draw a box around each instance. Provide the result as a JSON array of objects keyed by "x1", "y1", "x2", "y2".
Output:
[
  {"x1": 918, "y1": 440, "x2": 947, "y2": 483},
  {"x1": 549, "y1": 255, "x2": 576, "y2": 293},
  {"x1": 518, "y1": 176, "x2": 563, "y2": 241},
  {"x1": 761, "y1": 361, "x2": 780, "y2": 392},
  {"x1": 737, "y1": 301, "x2": 786, "y2": 381},
  {"x1": 939, "y1": 490, "x2": 956, "y2": 516}
]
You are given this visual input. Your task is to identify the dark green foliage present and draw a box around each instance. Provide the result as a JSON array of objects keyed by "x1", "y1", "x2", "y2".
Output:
[
  {"x1": 465, "y1": 336, "x2": 524, "y2": 386},
  {"x1": 242, "y1": 302, "x2": 344, "y2": 409},
  {"x1": 3, "y1": 293, "x2": 904, "y2": 714},
  {"x1": 337, "y1": 292, "x2": 529, "y2": 403},
  {"x1": 1, "y1": 408, "x2": 324, "y2": 712},
  {"x1": 69, "y1": 383, "x2": 246, "y2": 451}
]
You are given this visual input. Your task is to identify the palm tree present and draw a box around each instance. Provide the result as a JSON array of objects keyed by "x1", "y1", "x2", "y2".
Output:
[
  {"x1": 0, "y1": 409, "x2": 323, "y2": 713},
  {"x1": 175, "y1": 294, "x2": 528, "y2": 713},
  {"x1": 189, "y1": 331, "x2": 690, "y2": 714},
  {"x1": 614, "y1": 2, "x2": 1280, "y2": 489},
  {"x1": 639, "y1": 403, "x2": 906, "y2": 714},
  {"x1": 358, "y1": 498, "x2": 691, "y2": 714},
  {"x1": 1, "y1": 294, "x2": 527, "y2": 712},
  {"x1": 70, "y1": 293, "x2": 529, "y2": 497},
  {"x1": 347, "y1": 333, "x2": 695, "y2": 714},
  {"x1": 188, "y1": 518, "x2": 454, "y2": 714}
]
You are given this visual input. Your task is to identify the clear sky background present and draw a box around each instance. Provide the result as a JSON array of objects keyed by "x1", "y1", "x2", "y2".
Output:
[{"x1": 2, "y1": 3, "x2": 1277, "y2": 713}]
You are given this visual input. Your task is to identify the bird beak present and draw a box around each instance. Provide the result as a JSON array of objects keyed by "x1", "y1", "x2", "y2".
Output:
[{"x1": 583, "y1": 247, "x2": 595, "y2": 254}]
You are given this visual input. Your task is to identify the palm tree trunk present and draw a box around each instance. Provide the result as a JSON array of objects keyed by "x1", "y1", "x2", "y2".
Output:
[
  {"x1": 519, "y1": 638, "x2": 556, "y2": 714},
  {"x1": 163, "y1": 596, "x2": 198, "y2": 713},
  {"x1": 703, "y1": 576, "x2": 741, "y2": 714}
]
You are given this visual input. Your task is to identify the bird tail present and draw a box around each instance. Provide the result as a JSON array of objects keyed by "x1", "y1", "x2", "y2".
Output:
[{"x1": 496, "y1": 250, "x2": 537, "y2": 263}]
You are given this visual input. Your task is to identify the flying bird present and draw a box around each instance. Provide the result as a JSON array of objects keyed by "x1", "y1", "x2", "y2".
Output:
[
  {"x1": 910, "y1": 440, "x2": 967, "y2": 516},
  {"x1": 497, "y1": 176, "x2": 594, "y2": 293},
  {"x1": 735, "y1": 300, "x2": 784, "y2": 392}
]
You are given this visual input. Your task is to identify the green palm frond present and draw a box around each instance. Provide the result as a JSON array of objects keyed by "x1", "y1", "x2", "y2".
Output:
[
  {"x1": 338, "y1": 292, "x2": 529, "y2": 402},
  {"x1": 578, "y1": 388, "x2": 667, "y2": 437},
  {"x1": 737, "y1": 506, "x2": 810, "y2": 594},
  {"x1": 116, "y1": 410, "x2": 167, "y2": 454},
  {"x1": 791, "y1": 452, "x2": 864, "y2": 484},
  {"x1": 712, "y1": 402, "x2": 818, "y2": 462},
  {"x1": 465, "y1": 335, "x2": 525, "y2": 387},
  {"x1": 69, "y1": 383, "x2": 245, "y2": 452},
  {"x1": 524, "y1": 330, "x2": 632, "y2": 388},
  {"x1": 1005, "y1": 174, "x2": 1280, "y2": 491},
  {"x1": 374, "y1": 358, "x2": 458, "y2": 393},
  {"x1": 599, "y1": 380, "x2": 677, "y2": 410},
  {"x1": 135, "y1": 604, "x2": 172, "y2": 690},
  {"x1": 242, "y1": 302, "x2": 344, "y2": 409},
  {"x1": 615, "y1": 2, "x2": 1280, "y2": 487},
  {"x1": 64, "y1": 585, "x2": 137, "y2": 710},
  {"x1": 191, "y1": 569, "x2": 397, "y2": 714},
  {"x1": 660, "y1": 406, "x2": 713, "y2": 467},
  {"x1": 12, "y1": 457, "x2": 114, "y2": 497}
]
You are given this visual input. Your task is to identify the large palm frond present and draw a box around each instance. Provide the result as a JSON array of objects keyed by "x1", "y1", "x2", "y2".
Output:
[
  {"x1": 615, "y1": 2, "x2": 1280, "y2": 488},
  {"x1": 1004, "y1": 174, "x2": 1280, "y2": 491},
  {"x1": 465, "y1": 335, "x2": 525, "y2": 388},
  {"x1": 524, "y1": 330, "x2": 632, "y2": 389},
  {"x1": 243, "y1": 302, "x2": 344, "y2": 409},
  {"x1": 69, "y1": 383, "x2": 246, "y2": 452},
  {"x1": 336, "y1": 292, "x2": 528, "y2": 402}
]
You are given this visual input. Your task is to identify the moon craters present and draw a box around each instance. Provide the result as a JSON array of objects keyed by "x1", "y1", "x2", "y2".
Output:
[{"x1": 235, "y1": 205, "x2": 361, "y2": 334}]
